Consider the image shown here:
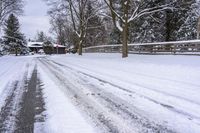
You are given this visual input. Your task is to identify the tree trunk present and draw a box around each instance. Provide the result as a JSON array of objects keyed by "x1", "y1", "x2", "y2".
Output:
[
  {"x1": 78, "y1": 28, "x2": 84, "y2": 55},
  {"x1": 78, "y1": 2, "x2": 84, "y2": 56},
  {"x1": 15, "y1": 48, "x2": 18, "y2": 56},
  {"x1": 78, "y1": 40, "x2": 82, "y2": 55},
  {"x1": 122, "y1": 0, "x2": 129, "y2": 58},
  {"x1": 122, "y1": 24, "x2": 128, "y2": 58}
]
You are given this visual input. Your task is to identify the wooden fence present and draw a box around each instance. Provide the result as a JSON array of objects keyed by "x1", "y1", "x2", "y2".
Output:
[{"x1": 83, "y1": 40, "x2": 200, "y2": 55}]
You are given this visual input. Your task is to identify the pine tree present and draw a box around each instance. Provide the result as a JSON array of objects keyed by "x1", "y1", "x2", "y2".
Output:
[
  {"x1": 3, "y1": 14, "x2": 25, "y2": 56},
  {"x1": 129, "y1": 0, "x2": 166, "y2": 43},
  {"x1": 164, "y1": 0, "x2": 195, "y2": 41},
  {"x1": 128, "y1": 0, "x2": 195, "y2": 43},
  {"x1": 177, "y1": 1, "x2": 200, "y2": 40}
]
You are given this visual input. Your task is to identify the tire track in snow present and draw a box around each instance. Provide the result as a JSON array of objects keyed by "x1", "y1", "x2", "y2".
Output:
[
  {"x1": 48, "y1": 58, "x2": 200, "y2": 104},
  {"x1": 0, "y1": 81, "x2": 19, "y2": 132},
  {"x1": 0, "y1": 63, "x2": 29, "y2": 133},
  {"x1": 38, "y1": 57, "x2": 175, "y2": 133},
  {"x1": 0, "y1": 63, "x2": 46, "y2": 133},
  {"x1": 39, "y1": 58, "x2": 122, "y2": 133},
  {"x1": 15, "y1": 67, "x2": 46, "y2": 132},
  {"x1": 45, "y1": 58, "x2": 200, "y2": 121}
]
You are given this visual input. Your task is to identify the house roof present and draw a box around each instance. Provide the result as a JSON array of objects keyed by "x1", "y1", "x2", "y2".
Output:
[
  {"x1": 27, "y1": 42, "x2": 66, "y2": 48},
  {"x1": 53, "y1": 44, "x2": 66, "y2": 48},
  {"x1": 27, "y1": 42, "x2": 43, "y2": 48}
]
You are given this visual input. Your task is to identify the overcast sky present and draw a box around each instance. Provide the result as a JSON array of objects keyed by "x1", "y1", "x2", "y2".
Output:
[{"x1": 19, "y1": 0, "x2": 51, "y2": 40}]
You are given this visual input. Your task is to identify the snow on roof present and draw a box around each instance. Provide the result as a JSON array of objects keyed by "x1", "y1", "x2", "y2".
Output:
[
  {"x1": 27, "y1": 42, "x2": 43, "y2": 48},
  {"x1": 27, "y1": 42, "x2": 66, "y2": 48},
  {"x1": 53, "y1": 44, "x2": 66, "y2": 48}
]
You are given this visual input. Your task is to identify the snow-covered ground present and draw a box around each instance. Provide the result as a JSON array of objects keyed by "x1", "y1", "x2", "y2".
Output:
[
  {"x1": 0, "y1": 55, "x2": 96, "y2": 133},
  {"x1": 0, "y1": 53, "x2": 200, "y2": 133},
  {"x1": 45, "y1": 53, "x2": 200, "y2": 133},
  {"x1": 0, "y1": 55, "x2": 35, "y2": 107}
]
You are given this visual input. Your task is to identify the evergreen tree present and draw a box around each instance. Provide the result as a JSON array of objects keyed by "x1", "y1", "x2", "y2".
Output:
[
  {"x1": 43, "y1": 40, "x2": 54, "y2": 55},
  {"x1": 3, "y1": 14, "x2": 25, "y2": 56},
  {"x1": 164, "y1": 0, "x2": 195, "y2": 41},
  {"x1": 129, "y1": 0, "x2": 166, "y2": 43},
  {"x1": 110, "y1": 28, "x2": 122, "y2": 44},
  {"x1": 128, "y1": 0, "x2": 195, "y2": 43},
  {"x1": 177, "y1": 1, "x2": 200, "y2": 40}
]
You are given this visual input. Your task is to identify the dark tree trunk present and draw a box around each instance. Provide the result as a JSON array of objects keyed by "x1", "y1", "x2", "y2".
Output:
[
  {"x1": 15, "y1": 48, "x2": 18, "y2": 56},
  {"x1": 122, "y1": 24, "x2": 128, "y2": 58},
  {"x1": 122, "y1": 0, "x2": 129, "y2": 58}
]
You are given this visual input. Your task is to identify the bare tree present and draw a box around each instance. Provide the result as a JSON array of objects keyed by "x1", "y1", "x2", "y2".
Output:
[
  {"x1": 46, "y1": 0, "x2": 106, "y2": 54},
  {"x1": 53, "y1": 16, "x2": 68, "y2": 45},
  {"x1": 0, "y1": 0, "x2": 24, "y2": 27},
  {"x1": 35, "y1": 31, "x2": 46, "y2": 42},
  {"x1": 103, "y1": 0, "x2": 172, "y2": 58},
  {"x1": 48, "y1": 1, "x2": 74, "y2": 47},
  {"x1": 66, "y1": 0, "x2": 104, "y2": 55},
  {"x1": 67, "y1": 0, "x2": 89, "y2": 55}
]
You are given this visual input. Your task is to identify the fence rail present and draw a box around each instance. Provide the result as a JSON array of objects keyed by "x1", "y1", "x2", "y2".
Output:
[{"x1": 83, "y1": 40, "x2": 200, "y2": 55}]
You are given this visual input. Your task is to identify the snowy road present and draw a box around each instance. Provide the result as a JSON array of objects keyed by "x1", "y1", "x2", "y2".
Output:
[
  {"x1": 0, "y1": 54, "x2": 200, "y2": 133},
  {"x1": 0, "y1": 56, "x2": 45, "y2": 132}
]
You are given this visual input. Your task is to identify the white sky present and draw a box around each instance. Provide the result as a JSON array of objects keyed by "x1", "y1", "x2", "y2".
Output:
[{"x1": 19, "y1": 0, "x2": 51, "y2": 40}]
